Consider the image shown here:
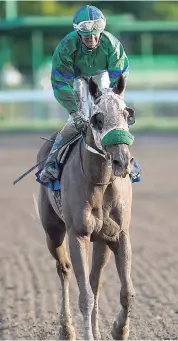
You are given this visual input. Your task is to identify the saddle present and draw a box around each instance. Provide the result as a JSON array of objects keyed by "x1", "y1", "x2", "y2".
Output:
[{"x1": 56, "y1": 134, "x2": 81, "y2": 165}]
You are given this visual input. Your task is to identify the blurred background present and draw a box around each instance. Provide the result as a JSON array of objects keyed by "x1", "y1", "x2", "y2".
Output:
[
  {"x1": 1, "y1": 3, "x2": 178, "y2": 339},
  {"x1": 0, "y1": 0, "x2": 178, "y2": 132}
]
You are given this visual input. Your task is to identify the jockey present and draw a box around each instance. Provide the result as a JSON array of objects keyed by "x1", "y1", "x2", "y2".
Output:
[{"x1": 40, "y1": 5, "x2": 141, "y2": 183}]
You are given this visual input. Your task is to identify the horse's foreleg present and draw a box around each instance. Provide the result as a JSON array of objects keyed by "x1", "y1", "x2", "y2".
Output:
[
  {"x1": 46, "y1": 234, "x2": 76, "y2": 340},
  {"x1": 68, "y1": 231, "x2": 94, "y2": 340},
  {"x1": 111, "y1": 231, "x2": 135, "y2": 340},
  {"x1": 90, "y1": 242, "x2": 111, "y2": 340},
  {"x1": 56, "y1": 239, "x2": 76, "y2": 340}
]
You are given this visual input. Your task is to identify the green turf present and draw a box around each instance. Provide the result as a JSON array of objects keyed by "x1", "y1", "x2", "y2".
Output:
[
  {"x1": 0, "y1": 119, "x2": 64, "y2": 132},
  {"x1": 1, "y1": 117, "x2": 178, "y2": 133},
  {"x1": 130, "y1": 116, "x2": 178, "y2": 132}
]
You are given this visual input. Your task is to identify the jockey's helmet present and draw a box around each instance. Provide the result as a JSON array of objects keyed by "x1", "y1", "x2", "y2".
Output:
[{"x1": 73, "y1": 5, "x2": 106, "y2": 36}]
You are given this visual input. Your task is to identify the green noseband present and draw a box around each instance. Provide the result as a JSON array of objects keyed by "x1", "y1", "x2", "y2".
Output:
[{"x1": 101, "y1": 129, "x2": 134, "y2": 146}]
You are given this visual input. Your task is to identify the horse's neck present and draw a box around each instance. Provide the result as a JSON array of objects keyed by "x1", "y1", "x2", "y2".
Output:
[{"x1": 81, "y1": 128, "x2": 112, "y2": 186}]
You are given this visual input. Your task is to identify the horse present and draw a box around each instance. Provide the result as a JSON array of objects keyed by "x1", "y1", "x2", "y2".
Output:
[{"x1": 37, "y1": 75, "x2": 136, "y2": 340}]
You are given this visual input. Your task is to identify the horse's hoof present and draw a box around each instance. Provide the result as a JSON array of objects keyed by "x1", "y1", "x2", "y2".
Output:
[
  {"x1": 59, "y1": 324, "x2": 76, "y2": 340},
  {"x1": 111, "y1": 322, "x2": 129, "y2": 340}
]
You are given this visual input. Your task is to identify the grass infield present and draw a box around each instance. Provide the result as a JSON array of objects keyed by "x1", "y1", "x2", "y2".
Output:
[{"x1": 1, "y1": 117, "x2": 178, "y2": 133}]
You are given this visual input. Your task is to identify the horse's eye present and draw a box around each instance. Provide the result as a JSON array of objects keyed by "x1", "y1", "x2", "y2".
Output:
[{"x1": 90, "y1": 112, "x2": 104, "y2": 131}]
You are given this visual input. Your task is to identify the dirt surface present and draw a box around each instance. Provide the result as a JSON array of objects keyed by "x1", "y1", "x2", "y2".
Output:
[{"x1": 0, "y1": 132, "x2": 178, "y2": 340}]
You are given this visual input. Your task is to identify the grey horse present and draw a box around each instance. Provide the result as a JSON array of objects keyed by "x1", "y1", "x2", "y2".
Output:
[{"x1": 37, "y1": 75, "x2": 136, "y2": 340}]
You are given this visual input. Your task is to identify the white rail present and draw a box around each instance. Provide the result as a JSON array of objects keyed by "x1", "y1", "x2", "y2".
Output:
[{"x1": 0, "y1": 89, "x2": 177, "y2": 103}]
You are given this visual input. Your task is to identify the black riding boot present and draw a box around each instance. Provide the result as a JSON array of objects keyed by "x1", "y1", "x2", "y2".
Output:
[{"x1": 40, "y1": 123, "x2": 79, "y2": 183}]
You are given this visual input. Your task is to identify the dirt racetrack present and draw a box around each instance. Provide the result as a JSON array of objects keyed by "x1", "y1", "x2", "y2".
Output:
[{"x1": 0, "y1": 132, "x2": 178, "y2": 340}]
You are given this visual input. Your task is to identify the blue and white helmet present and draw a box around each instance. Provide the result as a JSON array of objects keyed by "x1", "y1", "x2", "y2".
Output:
[{"x1": 73, "y1": 5, "x2": 106, "y2": 36}]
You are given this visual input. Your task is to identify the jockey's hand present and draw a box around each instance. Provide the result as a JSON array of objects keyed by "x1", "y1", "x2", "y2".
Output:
[{"x1": 72, "y1": 111, "x2": 88, "y2": 134}]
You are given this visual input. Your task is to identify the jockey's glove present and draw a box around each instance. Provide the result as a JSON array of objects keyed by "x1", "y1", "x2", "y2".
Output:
[{"x1": 71, "y1": 111, "x2": 88, "y2": 134}]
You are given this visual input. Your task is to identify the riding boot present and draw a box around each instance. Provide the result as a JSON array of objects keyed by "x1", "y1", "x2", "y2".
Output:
[{"x1": 39, "y1": 121, "x2": 79, "y2": 183}]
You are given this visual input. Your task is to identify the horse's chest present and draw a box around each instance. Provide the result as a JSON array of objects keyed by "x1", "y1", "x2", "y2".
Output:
[
  {"x1": 48, "y1": 191, "x2": 122, "y2": 242},
  {"x1": 90, "y1": 206, "x2": 121, "y2": 242}
]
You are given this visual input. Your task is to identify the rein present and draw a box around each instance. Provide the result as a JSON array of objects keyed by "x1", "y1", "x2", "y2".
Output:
[
  {"x1": 80, "y1": 138, "x2": 116, "y2": 186},
  {"x1": 80, "y1": 120, "x2": 134, "y2": 186},
  {"x1": 83, "y1": 139, "x2": 106, "y2": 159}
]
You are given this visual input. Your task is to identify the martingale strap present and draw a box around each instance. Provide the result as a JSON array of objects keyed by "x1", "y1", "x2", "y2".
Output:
[{"x1": 101, "y1": 129, "x2": 134, "y2": 146}]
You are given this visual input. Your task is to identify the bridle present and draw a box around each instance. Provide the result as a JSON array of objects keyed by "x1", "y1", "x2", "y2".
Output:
[
  {"x1": 79, "y1": 138, "x2": 117, "y2": 186},
  {"x1": 79, "y1": 93, "x2": 134, "y2": 186}
]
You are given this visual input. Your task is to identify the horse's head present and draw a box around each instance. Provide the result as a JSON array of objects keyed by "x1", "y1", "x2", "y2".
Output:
[{"x1": 88, "y1": 75, "x2": 135, "y2": 177}]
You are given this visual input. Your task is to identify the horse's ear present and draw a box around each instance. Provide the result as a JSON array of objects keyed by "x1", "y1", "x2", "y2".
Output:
[
  {"x1": 113, "y1": 74, "x2": 125, "y2": 96},
  {"x1": 89, "y1": 77, "x2": 102, "y2": 99}
]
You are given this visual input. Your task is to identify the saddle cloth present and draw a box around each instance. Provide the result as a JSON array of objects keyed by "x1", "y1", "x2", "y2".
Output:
[{"x1": 35, "y1": 135, "x2": 81, "y2": 191}]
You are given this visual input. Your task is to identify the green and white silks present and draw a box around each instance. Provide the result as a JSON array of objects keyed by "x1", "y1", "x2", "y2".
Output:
[{"x1": 51, "y1": 30, "x2": 129, "y2": 115}]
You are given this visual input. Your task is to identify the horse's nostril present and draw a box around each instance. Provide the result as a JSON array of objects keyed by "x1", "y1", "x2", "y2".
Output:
[{"x1": 113, "y1": 160, "x2": 122, "y2": 168}]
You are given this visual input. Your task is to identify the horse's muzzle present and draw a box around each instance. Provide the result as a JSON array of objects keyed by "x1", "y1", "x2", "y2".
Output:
[{"x1": 112, "y1": 156, "x2": 134, "y2": 177}]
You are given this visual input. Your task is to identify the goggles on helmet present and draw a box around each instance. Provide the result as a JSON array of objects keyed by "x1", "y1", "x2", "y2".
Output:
[{"x1": 73, "y1": 18, "x2": 106, "y2": 33}]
